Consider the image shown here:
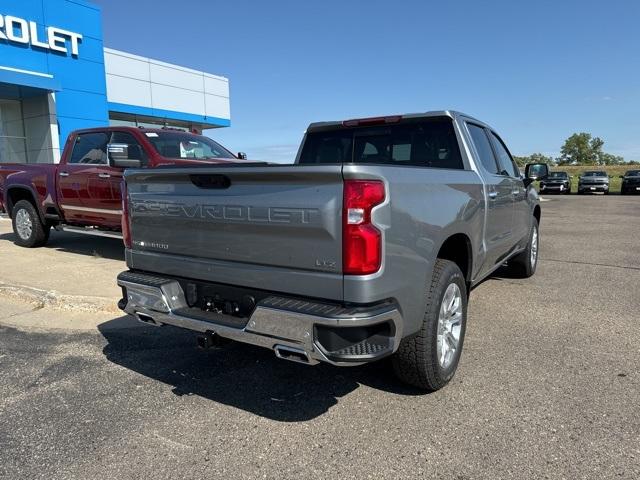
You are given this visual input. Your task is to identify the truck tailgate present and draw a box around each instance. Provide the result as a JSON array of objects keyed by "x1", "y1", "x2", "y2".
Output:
[{"x1": 125, "y1": 165, "x2": 344, "y2": 299}]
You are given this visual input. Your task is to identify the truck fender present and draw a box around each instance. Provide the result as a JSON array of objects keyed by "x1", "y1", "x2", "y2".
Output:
[
  {"x1": 5, "y1": 185, "x2": 47, "y2": 223},
  {"x1": 434, "y1": 231, "x2": 474, "y2": 287}
]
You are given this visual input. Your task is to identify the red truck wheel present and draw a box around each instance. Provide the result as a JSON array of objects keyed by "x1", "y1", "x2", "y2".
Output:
[{"x1": 11, "y1": 200, "x2": 50, "y2": 248}]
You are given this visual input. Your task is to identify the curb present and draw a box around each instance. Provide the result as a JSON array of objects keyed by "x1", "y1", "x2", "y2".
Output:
[{"x1": 0, "y1": 281, "x2": 120, "y2": 314}]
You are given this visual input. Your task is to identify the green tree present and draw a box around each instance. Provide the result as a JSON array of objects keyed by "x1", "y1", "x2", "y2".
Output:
[
  {"x1": 558, "y1": 133, "x2": 604, "y2": 165},
  {"x1": 598, "y1": 152, "x2": 624, "y2": 165}
]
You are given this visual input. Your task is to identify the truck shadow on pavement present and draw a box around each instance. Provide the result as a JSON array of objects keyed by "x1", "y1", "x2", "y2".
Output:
[
  {"x1": 98, "y1": 315, "x2": 423, "y2": 422},
  {"x1": 0, "y1": 231, "x2": 125, "y2": 261},
  {"x1": 488, "y1": 264, "x2": 527, "y2": 280}
]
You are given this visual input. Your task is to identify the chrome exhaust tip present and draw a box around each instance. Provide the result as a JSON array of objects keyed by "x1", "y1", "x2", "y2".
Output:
[
  {"x1": 136, "y1": 312, "x2": 160, "y2": 327},
  {"x1": 274, "y1": 345, "x2": 310, "y2": 364}
]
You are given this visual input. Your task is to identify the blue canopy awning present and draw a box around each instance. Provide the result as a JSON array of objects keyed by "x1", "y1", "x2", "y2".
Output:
[{"x1": 0, "y1": 66, "x2": 61, "y2": 97}]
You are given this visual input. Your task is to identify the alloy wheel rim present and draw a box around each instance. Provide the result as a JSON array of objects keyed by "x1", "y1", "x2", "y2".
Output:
[
  {"x1": 437, "y1": 283, "x2": 463, "y2": 369},
  {"x1": 530, "y1": 225, "x2": 538, "y2": 267},
  {"x1": 15, "y1": 209, "x2": 33, "y2": 240}
]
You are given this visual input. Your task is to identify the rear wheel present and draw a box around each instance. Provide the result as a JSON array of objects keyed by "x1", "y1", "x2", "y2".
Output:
[
  {"x1": 11, "y1": 200, "x2": 50, "y2": 248},
  {"x1": 392, "y1": 259, "x2": 467, "y2": 391},
  {"x1": 508, "y1": 217, "x2": 539, "y2": 278}
]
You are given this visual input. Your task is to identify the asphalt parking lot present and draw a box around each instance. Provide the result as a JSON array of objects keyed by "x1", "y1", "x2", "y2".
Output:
[{"x1": 0, "y1": 195, "x2": 639, "y2": 480}]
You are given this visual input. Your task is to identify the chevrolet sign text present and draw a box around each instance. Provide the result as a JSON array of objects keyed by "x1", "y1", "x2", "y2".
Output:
[{"x1": 0, "y1": 14, "x2": 82, "y2": 56}]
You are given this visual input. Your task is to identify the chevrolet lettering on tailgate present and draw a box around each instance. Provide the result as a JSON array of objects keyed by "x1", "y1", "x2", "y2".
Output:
[{"x1": 132, "y1": 200, "x2": 320, "y2": 225}]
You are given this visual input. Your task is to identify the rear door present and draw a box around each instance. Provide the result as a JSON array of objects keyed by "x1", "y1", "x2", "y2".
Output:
[
  {"x1": 85, "y1": 131, "x2": 147, "y2": 228},
  {"x1": 489, "y1": 131, "x2": 529, "y2": 244},
  {"x1": 466, "y1": 123, "x2": 514, "y2": 271},
  {"x1": 57, "y1": 131, "x2": 110, "y2": 224}
]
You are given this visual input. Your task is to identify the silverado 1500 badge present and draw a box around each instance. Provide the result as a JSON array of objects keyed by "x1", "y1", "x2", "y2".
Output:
[{"x1": 133, "y1": 240, "x2": 169, "y2": 250}]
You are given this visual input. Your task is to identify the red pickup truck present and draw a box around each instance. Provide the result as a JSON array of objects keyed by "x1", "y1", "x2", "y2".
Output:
[{"x1": 0, "y1": 126, "x2": 243, "y2": 247}]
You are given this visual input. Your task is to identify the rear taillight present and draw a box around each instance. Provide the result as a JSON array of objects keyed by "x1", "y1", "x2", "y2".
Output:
[
  {"x1": 121, "y1": 180, "x2": 132, "y2": 248},
  {"x1": 343, "y1": 180, "x2": 385, "y2": 275}
]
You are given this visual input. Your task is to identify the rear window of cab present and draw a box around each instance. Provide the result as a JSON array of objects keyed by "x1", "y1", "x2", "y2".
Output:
[{"x1": 298, "y1": 118, "x2": 463, "y2": 169}]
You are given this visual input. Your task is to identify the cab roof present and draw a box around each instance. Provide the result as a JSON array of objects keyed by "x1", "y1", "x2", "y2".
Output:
[
  {"x1": 306, "y1": 110, "x2": 484, "y2": 132},
  {"x1": 70, "y1": 126, "x2": 201, "y2": 135}
]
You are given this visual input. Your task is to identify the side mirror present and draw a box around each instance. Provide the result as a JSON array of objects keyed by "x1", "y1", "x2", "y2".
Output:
[
  {"x1": 237, "y1": 152, "x2": 247, "y2": 160},
  {"x1": 523, "y1": 162, "x2": 549, "y2": 187},
  {"x1": 107, "y1": 143, "x2": 142, "y2": 168}
]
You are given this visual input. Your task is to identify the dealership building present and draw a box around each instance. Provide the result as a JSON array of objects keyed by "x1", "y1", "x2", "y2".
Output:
[{"x1": 0, "y1": 0, "x2": 231, "y2": 164}]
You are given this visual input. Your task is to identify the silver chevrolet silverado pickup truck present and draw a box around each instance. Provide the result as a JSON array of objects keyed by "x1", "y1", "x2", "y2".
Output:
[{"x1": 116, "y1": 111, "x2": 547, "y2": 391}]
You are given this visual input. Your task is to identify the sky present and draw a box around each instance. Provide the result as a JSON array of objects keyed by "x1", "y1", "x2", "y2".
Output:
[{"x1": 93, "y1": 0, "x2": 640, "y2": 163}]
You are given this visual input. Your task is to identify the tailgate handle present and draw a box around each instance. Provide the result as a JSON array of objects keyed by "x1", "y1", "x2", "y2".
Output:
[{"x1": 189, "y1": 174, "x2": 231, "y2": 189}]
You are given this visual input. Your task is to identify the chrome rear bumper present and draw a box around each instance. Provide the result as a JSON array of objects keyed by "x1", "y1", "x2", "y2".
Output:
[{"x1": 117, "y1": 271, "x2": 402, "y2": 366}]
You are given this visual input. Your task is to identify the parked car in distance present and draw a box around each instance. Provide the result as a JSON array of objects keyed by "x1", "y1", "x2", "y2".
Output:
[
  {"x1": 620, "y1": 169, "x2": 640, "y2": 195},
  {"x1": 540, "y1": 171, "x2": 571, "y2": 194},
  {"x1": 578, "y1": 170, "x2": 610, "y2": 194},
  {"x1": 116, "y1": 111, "x2": 547, "y2": 391},
  {"x1": 0, "y1": 127, "x2": 245, "y2": 247}
]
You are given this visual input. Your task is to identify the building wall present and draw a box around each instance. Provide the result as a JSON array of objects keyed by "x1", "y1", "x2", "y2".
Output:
[
  {"x1": 22, "y1": 94, "x2": 61, "y2": 163},
  {"x1": 0, "y1": 0, "x2": 109, "y2": 162},
  {"x1": 0, "y1": 0, "x2": 230, "y2": 164},
  {"x1": 104, "y1": 48, "x2": 230, "y2": 127}
]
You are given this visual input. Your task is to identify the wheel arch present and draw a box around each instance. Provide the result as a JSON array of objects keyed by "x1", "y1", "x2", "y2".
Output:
[
  {"x1": 436, "y1": 233, "x2": 473, "y2": 291},
  {"x1": 533, "y1": 204, "x2": 541, "y2": 225},
  {"x1": 6, "y1": 186, "x2": 44, "y2": 222}
]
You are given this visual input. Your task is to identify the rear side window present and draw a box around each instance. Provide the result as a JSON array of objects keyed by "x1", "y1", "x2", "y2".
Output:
[
  {"x1": 467, "y1": 124, "x2": 499, "y2": 174},
  {"x1": 298, "y1": 118, "x2": 463, "y2": 169},
  {"x1": 70, "y1": 132, "x2": 109, "y2": 164}
]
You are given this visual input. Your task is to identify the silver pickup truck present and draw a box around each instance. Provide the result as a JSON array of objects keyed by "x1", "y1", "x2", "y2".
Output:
[{"x1": 116, "y1": 111, "x2": 547, "y2": 391}]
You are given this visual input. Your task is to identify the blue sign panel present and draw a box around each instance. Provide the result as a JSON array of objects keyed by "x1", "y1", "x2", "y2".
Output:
[{"x1": 0, "y1": 0, "x2": 108, "y2": 143}]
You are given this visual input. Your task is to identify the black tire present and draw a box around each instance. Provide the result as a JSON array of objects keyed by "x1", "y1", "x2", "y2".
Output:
[
  {"x1": 11, "y1": 200, "x2": 50, "y2": 248},
  {"x1": 508, "y1": 217, "x2": 539, "y2": 278},
  {"x1": 391, "y1": 259, "x2": 468, "y2": 391}
]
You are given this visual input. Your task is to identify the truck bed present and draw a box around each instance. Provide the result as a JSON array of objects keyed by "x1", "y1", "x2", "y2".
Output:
[{"x1": 0, "y1": 163, "x2": 59, "y2": 216}]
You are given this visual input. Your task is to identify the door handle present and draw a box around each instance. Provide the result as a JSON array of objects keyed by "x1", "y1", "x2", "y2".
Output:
[
  {"x1": 98, "y1": 173, "x2": 111, "y2": 179},
  {"x1": 488, "y1": 191, "x2": 498, "y2": 199},
  {"x1": 59, "y1": 172, "x2": 69, "y2": 177}
]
